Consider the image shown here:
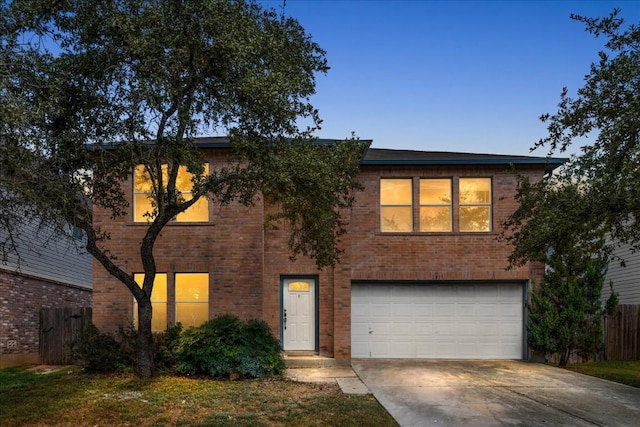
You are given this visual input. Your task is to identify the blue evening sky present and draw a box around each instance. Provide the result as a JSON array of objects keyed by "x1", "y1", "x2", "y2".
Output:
[{"x1": 266, "y1": 0, "x2": 639, "y2": 157}]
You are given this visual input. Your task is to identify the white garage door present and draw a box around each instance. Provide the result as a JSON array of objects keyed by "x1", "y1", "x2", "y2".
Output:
[{"x1": 351, "y1": 282, "x2": 524, "y2": 359}]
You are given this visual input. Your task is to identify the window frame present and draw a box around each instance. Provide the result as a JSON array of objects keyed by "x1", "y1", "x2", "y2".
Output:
[
  {"x1": 133, "y1": 163, "x2": 210, "y2": 224},
  {"x1": 133, "y1": 273, "x2": 168, "y2": 333},
  {"x1": 379, "y1": 178, "x2": 414, "y2": 232},
  {"x1": 175, "y1": 273, "x2": 210, "y2": 328},
  {"x1": 458, "y1": 177, "x2": 492, "y2": 232},
  {"x1": 419, "y1": 178, "x2": 453, "y2": 232},
  {"x1": 378, "y1": 176, "x2": 494, "y2": 234}
]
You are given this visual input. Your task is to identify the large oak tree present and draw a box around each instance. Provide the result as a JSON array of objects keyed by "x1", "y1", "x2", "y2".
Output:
[
  {"x1": 502, "y1": 10, "x2": 636, "y2": 363},
  {"x1": 504, "y1": 9, "x2": 640, "y2": 264},
  {"x1": 0, "y1": 0, "x2": 365, "y2": 377}
]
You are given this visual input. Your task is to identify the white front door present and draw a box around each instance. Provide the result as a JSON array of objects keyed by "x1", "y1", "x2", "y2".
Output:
[{"x1": 283, "y1": 278, "x2": 316, "y2": 351}]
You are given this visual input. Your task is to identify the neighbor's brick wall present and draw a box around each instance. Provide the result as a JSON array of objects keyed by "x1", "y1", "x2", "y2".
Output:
[
  {"x1": 0, "y1": 270, "x2": 92, "y2": 367},
  {"x1": 92, "y1": 148, "x2": 265, "y2": 334}
]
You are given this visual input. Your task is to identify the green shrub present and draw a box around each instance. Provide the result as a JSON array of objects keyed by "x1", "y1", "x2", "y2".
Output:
[
  {"x1": 70, "y1": 323, "x2": 134, "y2": 372},
  {"x1": 154, "y1": 322, "x2": 183, "y2": 372},
  {"x1": 174, "y1": 314, "x2": 284, "y2": 378},
  {"x1": 71, "y1": 322, "x2": 182, "y2": 374}
]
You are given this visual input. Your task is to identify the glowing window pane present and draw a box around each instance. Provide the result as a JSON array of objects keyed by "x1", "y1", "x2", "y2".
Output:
[
  {"x1": 175, "y1": 273, "x2": 209, "y2": 301},
  {"x1": 380, "y1": 179, "x2": 412, "y2": 205},
  {"x1": 460, "y1": 206, "x2": 491, "y2": 232},
  {"x1": 133, "y1": 163, "x2": 209, "y2": 223},
  {"x1": 134, "y1": 166, "x2": 154, "y2": 192},
  {"x1": 459, "y1": 178, "x2": 491, "y2": 204},
  {"x1": 380, "y1": 179, "x2": 412, "y2": 232},
  {"x1": 175, "y1": 273, "x2": 209, "y2": 327},
  {"x1": 289, "y1": 281, "x2": 310, "y2": 292},
  {"x1": 176, "y1": 195, "x2": 209, "y2": 222},
  {"x1": 420, "y1": 179, "x2": 451, "y2": 205},
  {"x1": 459, "y1": 178, "x2": 491, "y2": 232},
  {"x1": 381, "y1": 206, "x2": 412, "y2": 232},
  {"x1": 420, "y1": 206, "x2": 452, "y2": 232},
  {"x1": 419, "y1": 179, "x2": 452, "y2": 232},
  {"x1": 133, "y1": 273, "x2": 168, "y2": 332},
  {"x1": 176, "y1": 303, "x2": 209, "y2": 328},
  {"x1": 134, "y1": 194, "x2": 154, "y2": 222}
]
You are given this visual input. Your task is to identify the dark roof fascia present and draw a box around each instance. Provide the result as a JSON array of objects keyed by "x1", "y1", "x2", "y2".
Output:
[
  {"x1": 361, "y1": 150, "x2": 567, "y2": 173},
  {"x1": 362, "y1": 157, "x2": 566, "y2": 167},
  {"x1": 85, "y1": 137, "x2": 371, "y2": 151}
]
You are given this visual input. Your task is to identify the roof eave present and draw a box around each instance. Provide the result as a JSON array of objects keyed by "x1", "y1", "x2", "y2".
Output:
[{"x1": 361, "y1": 157, "x2": 566, "y2": 168}]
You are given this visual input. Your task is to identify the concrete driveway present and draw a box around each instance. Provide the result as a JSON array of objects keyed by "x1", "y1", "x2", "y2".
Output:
[{"x1": 352, "y1": 359, "x2": 640, "y2": 427}]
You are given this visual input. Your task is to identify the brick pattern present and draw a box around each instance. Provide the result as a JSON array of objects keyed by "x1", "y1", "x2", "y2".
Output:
[
  {"x1": 92, "y1": 150, "x2": 265, "y2": 334},
  {"x1": 92, "y1": 151, "x2": 545, "y2": 360},
  {"x1": 349, "y1": 165, "x2": 542, "y2": 283},
  {"x1": 0, "y1": 270, "x2": 92, "y2": 365}
]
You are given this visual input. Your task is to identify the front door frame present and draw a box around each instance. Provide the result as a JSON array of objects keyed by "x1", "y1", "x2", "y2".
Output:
[{"x1": 280, "y1": 275, "x2": 319, "y2": 352}]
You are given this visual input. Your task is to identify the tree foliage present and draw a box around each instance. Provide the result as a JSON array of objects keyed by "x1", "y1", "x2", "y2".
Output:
[
  {"x1": 527, "y1": 245, "x2": 617, "y2": 367},
  {"x1": 506, "y1": 9, "x2": 640, "y2": 263},
  {"x1": 501, "y1": 10, "x2": 636, "y2": 366},
  {"x1": 0, "y1": 0, "x2": 366, "y2": 377}
]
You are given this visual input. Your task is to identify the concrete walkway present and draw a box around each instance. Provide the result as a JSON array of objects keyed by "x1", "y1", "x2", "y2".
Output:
[
  {"x1": 352, "y1": 359, "x2": 640, "y2": 427},
  {"x1": 284, "y1": 356, "x2": 369, "y2": 395}
]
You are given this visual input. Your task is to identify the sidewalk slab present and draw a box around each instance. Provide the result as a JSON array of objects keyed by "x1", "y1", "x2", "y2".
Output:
[
  {"x1": 285, "y1": 366, "x2": 370, "y2": 395},
  {"x1": 337, "y1": 377, "x2": 369, "y2": 395}
]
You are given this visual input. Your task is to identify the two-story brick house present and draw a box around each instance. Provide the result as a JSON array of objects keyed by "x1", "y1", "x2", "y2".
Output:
[{"x1": 92, "y1": 137, "x2": 564, "y2": 360}]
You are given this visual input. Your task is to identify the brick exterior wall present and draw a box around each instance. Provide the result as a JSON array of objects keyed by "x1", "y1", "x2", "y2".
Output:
[
  {"x1": 92, "y1": 149, "x2": 546, "y2": 360},
  {"x1": 349, "y1": 165, "x2": 543, "y2": 282},
  {"x1": 0, "y1": 270, "x2": 92, "y2": 368},
  {"x1": 92, "y1": 149, "x2": 265, "y2": 335}
]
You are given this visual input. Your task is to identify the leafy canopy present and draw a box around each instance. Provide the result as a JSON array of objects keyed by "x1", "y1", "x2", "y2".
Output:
[
  {"x1": 504, "y1": 9, "x2": 640, "y2": 264},
  {"x1": 0, "y1": 0, "x2": 366, "y2": 377}
]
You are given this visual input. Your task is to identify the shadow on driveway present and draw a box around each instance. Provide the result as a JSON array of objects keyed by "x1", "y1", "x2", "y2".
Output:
[{"x1": 352, "y1": 359, "x2": 640, "y2": 427}]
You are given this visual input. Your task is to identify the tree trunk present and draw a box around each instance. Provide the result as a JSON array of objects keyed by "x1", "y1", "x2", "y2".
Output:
[
  {"x1": 558, "y1": 349, "x2": 570, "y2": 368},
  {"x1": 136, "y1": 299, "x2": 154, "y2": 378}
]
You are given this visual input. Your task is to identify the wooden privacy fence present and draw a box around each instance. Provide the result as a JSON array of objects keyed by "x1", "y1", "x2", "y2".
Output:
[
  {"x1": 39, "y1": 307, "x2": 92, "y2": 365},
  {"x1": 605, "y1": 304, "x2": 640, "y2": 361}
]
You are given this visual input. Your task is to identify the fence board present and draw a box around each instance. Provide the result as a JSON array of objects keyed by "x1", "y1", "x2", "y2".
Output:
[
  {"x1": 605, "y1": 304, "x2": 640, "y2": 361},
  {"x1": 39, "y1": 307, "x2": 92, "y2": 365}
]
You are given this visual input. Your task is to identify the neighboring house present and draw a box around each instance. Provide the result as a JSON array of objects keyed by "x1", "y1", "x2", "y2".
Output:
[
  {"x1": 604, "y1": 242, "x2": 640, "y2": 305},
  {"x1": 92, "y1": 137, "x2": 564, "y2": 360},
  {"x1": 0, "y1": 219, "x2": 92, "y2": 367}
]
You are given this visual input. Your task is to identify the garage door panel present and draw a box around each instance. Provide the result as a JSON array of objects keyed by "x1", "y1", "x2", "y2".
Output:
[
  {"x1": 476, "y1": 303, "x2": 500, "y2": 316},
  {"x1": 413, "y1": 307, "x2": 434, "y2": 319},
  {"x1": 352, "y1": 282, "x2": 524, "y2": 359},
  {"x1": 414, "y1": 324, "x2": 433, "y2": 337},
  {"x1": 433, "y1": 303, "x2": 456, "y2": 317},
  {"x1": 351, "y1": 321, "x2": 369, "y2": 337},
  {"x1": 392, "y1": 322, "x2": 413, "y2": 336},
  {"x1": 392, "y1": 304, "x2": 412, "y2": 316}
]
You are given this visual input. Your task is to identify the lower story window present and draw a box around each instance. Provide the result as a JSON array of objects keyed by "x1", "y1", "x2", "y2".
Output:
[
  {"x1": 133, "y1": 273, "x2": 167, "y2": 332},
  {"x1": 175, "y1": 273, "x2": 209, "y2": 328}
]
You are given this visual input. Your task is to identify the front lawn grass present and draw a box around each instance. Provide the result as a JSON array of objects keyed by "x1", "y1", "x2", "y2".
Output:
[
  {"x1": 0, "y1": 367, "x2": 398, "y2": 426},
  {"x1": 566, "y1": 361, "x2": 640, "y2": 388}
]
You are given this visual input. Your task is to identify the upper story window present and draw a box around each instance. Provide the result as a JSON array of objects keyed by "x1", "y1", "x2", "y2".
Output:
[
  {"x1": 459, "y1": 178, "x2": 492, "y2": 232},
  {"x1": 420, "y1": 178, "x2": 452, "y2": 232},
  {"x1": 380, "y1": 178, "x2": 413, "y2": 232},
  {"x1": 133, "y1": 164, "x2": 209, "y2": 223},
  {"x1": 380, "y1": 177, "x2": 492, "y2": 233}
]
